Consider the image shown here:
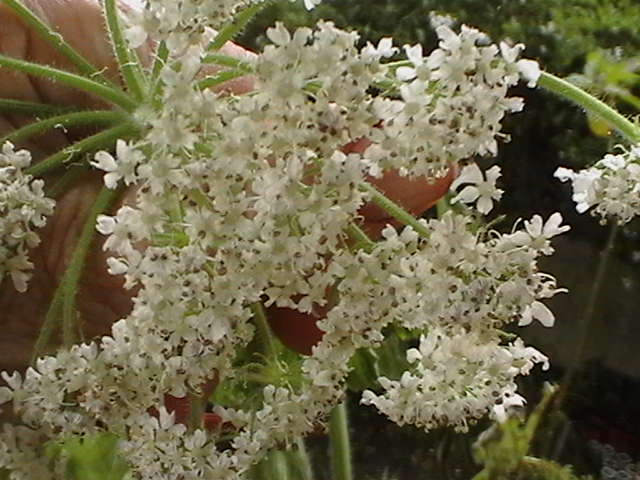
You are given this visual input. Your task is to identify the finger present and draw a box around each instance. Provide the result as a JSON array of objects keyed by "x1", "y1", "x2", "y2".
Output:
[
  {"x1": 0, "y1": 4, "x2": 71, "y2": 152},
  {"x1": 343, "y1": 137, "x2": 457, "y2": 238}
]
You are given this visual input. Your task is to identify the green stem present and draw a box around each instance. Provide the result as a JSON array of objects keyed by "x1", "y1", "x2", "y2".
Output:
[
  {"x1": 197, "y1": 70, "x2": 247, "y2": 91},
  {"x1": 344, "y1": 223, "x2": 375, "y2": 253},
  {"x1": 26, "y1": 123, "x2": 137, "y2": 177},
  {"x1": 45, "y1": 166, "x2": 88, "y2": 199},
  {"x1": 1, "y1": 0, "x2": 114, "y2": 86},
  {"x1": 202, "y1": 53, "x2": 254, "y2": 73},
  {"x1": 286, "y1": 438, "x2": 314, "y2": 480},
  {"x1": 359, "y1": 182, "x2": 431, "y2": 238},
  {"x1": 207, "y1": 3, "x2": 267, "y2": 52},
  {"x1": 250, "y1": 302, "x2": 278, "y2": 359},
  {"x1": 0, "y1": 98, "x2": 74, "y2": 116},
  {"x1": 0, "y1": 54, "x2": 136, "y2": 111},
  {"x1": 538, "y1": 71, "x2": 640, "y2": 142},
  {"x1": 31, "y1": 285, "x2": 64, "y2": 363},
  {"x1": 104, "y1": 0, "x2": 147, "y2": 100},
  {"x1": 61, "y1": 186, "x2": 122, "y2": 347},
  {"x1": 329, "y1": 401, "x2": 353, "y2": 480},
  {"x1": 151, "y1": 41, "x2": 169, "y2": 82},
  {"x1": 31, "y1": 186, "x2": 121, "y2": 360},
  {"x1": 0, "y1": 110, "x2": 125, "y2": 145},
  {"x1": 267, "y1": 451, "x2": 289, "y2": 480}
]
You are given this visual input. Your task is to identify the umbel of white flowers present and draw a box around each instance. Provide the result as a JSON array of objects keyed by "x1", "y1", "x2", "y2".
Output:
[
  {"x1": 0, "y1": 1, "x2": 571, "y2": 478},
  {"x1": 556, "y1": 144, "x2": 640, "y2": 224}
]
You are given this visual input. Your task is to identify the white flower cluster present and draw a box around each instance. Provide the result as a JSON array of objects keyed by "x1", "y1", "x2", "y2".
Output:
[
  {"x1": 555, "y1": 144, "x2": 640, "y2": 224},
  {"x1": 365, "y1": 26, "x2": 536, "y2": 178},
  {"x1": 309, "y1": 212, "x2": 566, "y2": 431},
  {"x1": 0, "y1": 142, "x2": 55, "y2": 292},
  {"x1": 362, "y1": 332, "x2": 547, "y2": 431},
  {"x1": 0, "y1": 15, "x2": 555, "y2": 479},
  {"x1": 124, "y1": 0, "x2": 321, "y2": 51}
]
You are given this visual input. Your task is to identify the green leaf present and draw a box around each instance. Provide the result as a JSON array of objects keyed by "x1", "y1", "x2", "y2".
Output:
[{"x1": 48, "y1": 433, "x2": 129, "y2": 480}]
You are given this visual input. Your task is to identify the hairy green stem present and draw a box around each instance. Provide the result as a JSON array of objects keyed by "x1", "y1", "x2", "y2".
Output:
[
  {"x1": 104, "y1": 0, "x2": 147, "y2": 100},
  {"x1": 26, "y1": 123, "x2": 136, "y2": 177},
  {"x1": 287, "y1": 438, "x2": 314, "y2": 480},
  {"x1": 0, "y1": 98, "x2": 74, "y2": 116},
  {"x1": 188, "y1": 393, "x2": 205, "y2": 431},
  {"x1": 359, "y1": 182, "x2": 431, "y2": 238},
  {"x1": 61, "y1": 186, "x2": 122, "y2": 347},
  {"x1": 329, "y1": 401, "x2": 353, "y2": 480},
  {"x1": 151, "y1": 41, "x2": 169, "y2": 82},
  {"x1": 0, "y1": 110, "x2": 125, "y2": 146},
  {"x1": 45, "y1": 166, "x2": 88, "y2": 198},
  {"x1": 344, "y1": 223, "x2": 375, "y2": 253},
  {"x1": 0, "y1": 54, "x2": 136, "y2": 111},
  {"x1": 197, "y1": 70, "x2": 248, "y2": 91},
  {"x1": 1, "y1": 0, "x2": 114, "y2": 86},
  {"x1": 539, "y1": 71, "x2": 640, "y2": 142},
  {"x1": 31, "y1": 186, "x2": 122, "y2": 359},
  {"x1": 208, "y1": 3, "x2": 267, "y2": 51},
  {"x1": 250, "y1": 302, "x2": 278, "y2": 359},
  {"x1": 31, "y1": 286, "x2": 64, "y2": 363},
  {"x1": 268, "y1": 451, "x2": 289, "y2": 480},
  {"x1": 202, "y1": 53, "x2": 254, "y2": 73}
]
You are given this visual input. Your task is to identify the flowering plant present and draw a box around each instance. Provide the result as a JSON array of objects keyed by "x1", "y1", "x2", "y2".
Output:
[{"x1": 0, "y1": 0, "x2": 638, "y2": 478}]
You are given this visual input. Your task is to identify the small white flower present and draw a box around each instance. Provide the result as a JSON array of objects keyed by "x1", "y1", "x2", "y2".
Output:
[
  {"x1": 524, "y1": 212, "x2": 570, "y2": 240},
  {"x1": 91, "y1": 140, "x2": 143, "y2": 189},
  {"x1": 362, "y1": 37, "x2": 397, "y2": 61},
  {"x1": 517, "y1": 59, "x2": 541, "y2": 87},
  {"x1": 451, "y1": 163, "x2": 503, "y2": 214}
]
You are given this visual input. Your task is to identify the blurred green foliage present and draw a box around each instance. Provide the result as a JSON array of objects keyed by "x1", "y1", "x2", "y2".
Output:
[
  {"x1": 45, "y1": 433, "x2": 129, "y2": 480},
  {"x1": 472, "y1": 386, "x2": 592, "y2": 480}
]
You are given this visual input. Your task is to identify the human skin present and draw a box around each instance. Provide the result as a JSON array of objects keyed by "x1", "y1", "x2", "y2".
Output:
[{"x1": 0, "y1": 0, "x2": 455, "y2": 373}]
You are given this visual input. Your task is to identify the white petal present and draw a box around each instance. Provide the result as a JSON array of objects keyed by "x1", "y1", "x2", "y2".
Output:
[
  {"x1": 531, "y1": 301, "x2": 555, "y2": 327},
  {"x1": 450, "y1": 163, "x2": 483, "y2": 191},
  {"x1": 404, "y1": 44, "x2": 423, "y2": 66},
  {"x1": 396, "y1": 67, "x2": 417, "y2": 81},
  {"x1": 451, "y1": 185, "x2": 479, "y2": 205},
  {"x1": 476, "y1": 195, "x2": 494, "y2": 214},
  {"x1": 96, "y1": 215, "x2": 116, "y2": 235},
  {"x1": 518, "y1": 307, "x2": 532, "y2": 326},
  {"x1": 543, "y1": 212, "x2": 570, "y2": 237},
  {"x1": 91, "y1": 151, "x2": 117, "y2": 172},
  {"x1": 517, "y1": 59, "x2": 541, "y2": 87}
]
